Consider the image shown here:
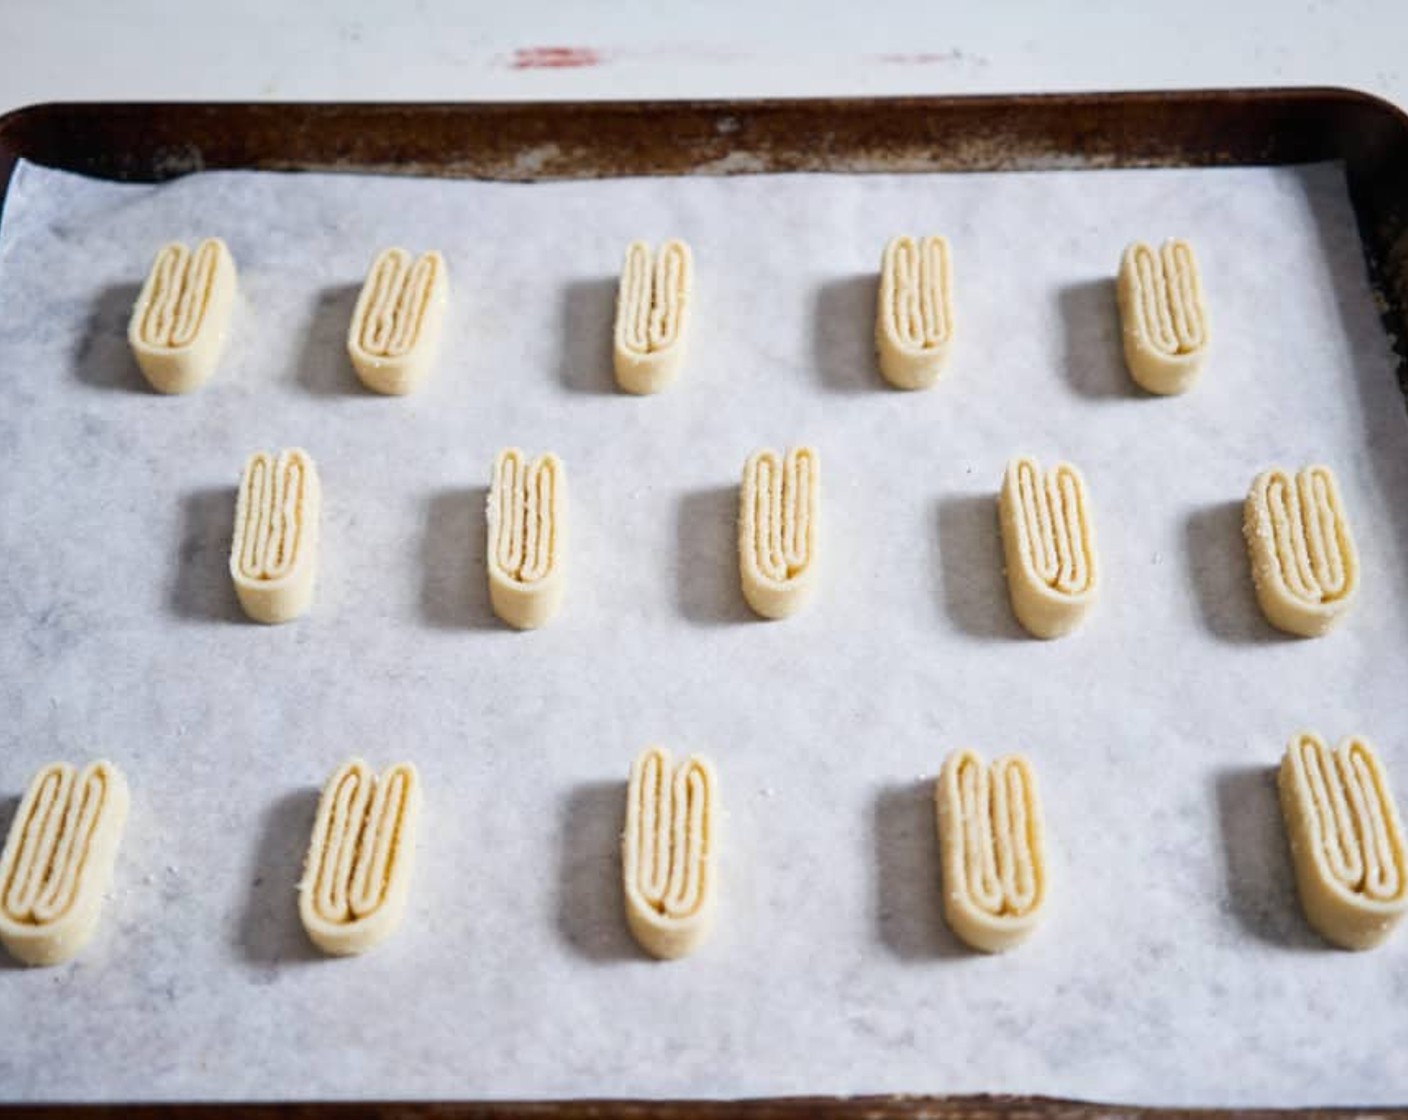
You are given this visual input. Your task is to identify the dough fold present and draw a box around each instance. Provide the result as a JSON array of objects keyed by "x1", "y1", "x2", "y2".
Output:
[
  {"x1": 613, "y1": 239, "x2": 693, "y2": 394},
  {"x1": 128, "y1": 238, "x2": 237, "y2": 393},
  {"x1": 299, "y1": 759, "x2": 421, "y2": 956},
  {"x1": 875, "y1": 234, "x2": 953, "y2": 389},
  {"x1": 346, "y1": 247, "x2": 448, "y2": 395},
  {"x1": 738, "y1": 446, "x2": 819, "y2": 619},
  {"x1": 935, "y1": 749, "x2": 1047, "y2": 953},
  {"x1": 1116, "y1": 238, "x2": 1208, "y2": 394},
  {"x1": 230, "y1": 448, "x2": 321, "y2": 624},
  {"x1": 998, "y1": 455, "x2": 1098, "y2": 638},
  {"x1": 622, "y1": 746, "x2": 717, "y2": 960},
  {"x1": 1279, "y1": 733, "x2": 1408, "y2": 950},
  {"x1": 487, "y1": 449, "x2": 566, "y2": 629},
  {"x1": 0, "y1": 760, "x2": 129, "y2": 966}
]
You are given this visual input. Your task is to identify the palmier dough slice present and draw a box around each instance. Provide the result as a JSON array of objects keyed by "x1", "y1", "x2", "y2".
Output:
[
  {"x1": 1279, "y1": 733, "x2": 1408, "y2": 950},
  {"x1": 1116, "y1": 239, "x2": 1208, "y2": 395},
  {"x1": 127, "y1": 238, "x2": 237, "y2": 393},
  {"x1": 998, "y1": 456, "x2": 1099, "y2": 638},
  {"x1": 346, "y1": 247, "x2": 449, "y2": 395},
  {"x1": 0, "y1": 761, "x2": 129, "y2": 966},
  {"x1": 229, "y1": 448, "x2": 321, "y2": 624},
  {"x1": 486, "y1": 449, "x2": 566, "y2": 629},
  {"x1": 934, "y1": 749, "x2": 1047, "y2": 953},
  {"x1": 613, "y1": 239, "x2": 693, "y2": 394},
  {"x1": 738, "y1": 446, "x2": 819, "y2": 619},
  {"x1": 299, "y1": 759, "x2": 421, "y2": 956},
  {"x1": 1244, "y1": 465, "x2": 1358, "y2": 637},
  {"x1": 875, "y1": 234, "x2": 954, "y2": 389},
  {"x1": 622, "y1": 746, "x2": 718, "y2": 960}
]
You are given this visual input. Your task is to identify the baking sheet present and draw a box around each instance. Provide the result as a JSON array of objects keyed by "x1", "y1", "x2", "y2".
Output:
[{"x1": 1, "y1": 155, "x2": 1407, "y2": 1106}]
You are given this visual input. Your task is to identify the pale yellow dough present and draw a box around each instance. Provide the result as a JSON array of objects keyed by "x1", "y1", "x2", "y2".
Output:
[
  {"x1": 738, "y1": 446, "x2": 819, "y2": 619},
  {"x1": 486, "y1": 449, "x2": 566, "y2": 629},
  {"x1": 1244, "y1": 465, "x2": 1358, "y2": 637},
  {"x1": 1116, "y1": 238, "x2": 1209, "y2": 395},
  {"x1": 299, "y1": 759, "x2": 421, "y2": 956},
  {"x1": 875, "y1": 234, "x2": 953, "y2": 389},
  {"x1": 229, "y1": 448, "x2": 321, "y2": 624},
  {"x1": 934, "y1": 749, "x2": 1047, "y2": 953},
  {"x1": 613, "y1": 239, "x2": 693, "y2": 394},
  {"x1": 0, "y1": 761, "x2": 128, "y2": 966},
  {"x1": 127, "y1": 238, "x2": 237, "y2": 394},
  {"x1": 346, "y1": 247, "x2": 449, "y2": 395},
  {"x1": 621, "y1": 746, "x2": 717, "y2": 960},
  {"x1": 1279, "y1": 733, "x2": 1408, "y2": 950},
  {"x1": 997, "y1": 455, "x2": 1099, "y2": 639}
]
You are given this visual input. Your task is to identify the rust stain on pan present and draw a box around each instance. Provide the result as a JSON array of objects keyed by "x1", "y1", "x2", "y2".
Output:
[{"x1": 0, "y1": 92, "x2": 1369, "y2": 184}]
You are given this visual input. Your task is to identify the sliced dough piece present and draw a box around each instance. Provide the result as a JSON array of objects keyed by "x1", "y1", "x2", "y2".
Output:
[
  {"x1": 299, "y1": 759, "x2": 421, "y2": 956},
  {"x1": 622, "y1": 746, "x2": 718, "y2": 960},
  {"x1": 127, "y1": 238, "x2": 237, "y2": 394},
  {"x1": 486, "y1": 449, "x2": 566, "y2": 629},
  {"x1": 0, "y1": 761, "x2": 129, "y2": 966},
  {"x1": 1244, "y1": 465, "x2": 1358, "y2": 637},
  {"x1": 346, "y1": 247, "x2": 449, "y2": 395},
  {"x1": 997, "y1": 455, "x2": 1098, "y2": 638},
  {"x1": 613, "y1": 239, "x2": 693, "y2": 394},
  {"x1": 875, "y1": 234, "x2": 954, "y2": 389},
  {"x1": 934, "y1": 749, "x2": 1047, "y2": 953},
  {"x1": 738, "y1": 446, "x2": 819, "y2": 620},
  {"x1": 1279, "y1": 732, "x2": 1408, "y2": 950},
  {"x1": 1116, "y1": 238, "x2": 1208, "y2": 395},
  {"x1": 229, "y1": 448, "x2": 321, "y2": 624}
]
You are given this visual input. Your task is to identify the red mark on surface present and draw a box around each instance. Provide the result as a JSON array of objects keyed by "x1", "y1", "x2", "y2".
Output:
[
  {"x1": 510, "y1": 46, "x2": 604, "y2": 70},
  {"x1": 876, "y1": 50, "x2": 967, "y2": 65}
]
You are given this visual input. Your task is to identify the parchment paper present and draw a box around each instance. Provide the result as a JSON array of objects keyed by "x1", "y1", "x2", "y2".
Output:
[{"x1": 1, "y1": 156, "x2": 1407, "y2": 1105}]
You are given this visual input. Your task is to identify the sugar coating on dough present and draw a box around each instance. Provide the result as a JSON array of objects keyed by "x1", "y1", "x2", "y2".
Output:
[
  {"x1": 486, "y1": 449, "x2": 566, "y2": 630},
  {"x1": 0, "y1": 761, "x2": 129, "y2": 966},
  {"x1": 346, "y1": 248, "x2": 449, "y2": 395},
  {"x1": 875, "y1": 234, "x2": 953, "y2": 389},
  {"x1": 229, "y1": 448, "x2": 321, "y2": 624},
  {"x1": 613, "y1": 239, "x2": 693, "y2": 394},
  {"x1": 1279, "y1": 733, "x2": 1407, "y2": 950},
  {"x1": 738, "y1": 446, "x2": 819, "y2": 620},
  {"x1": 621, "y1": 746, "x2": 717, "y2": 960},
  {"x1": 1116, "y1": 239, "x2": 1208, "y2": 395},
  {"x1": 934, "y1": 749, "x2": 1047, "y2": 953},
  {"x1": 998, "y1": 455, "x2": 1098, "y2": 639},
  {"x1": 299, "y1": 759, "x2": 421, "y2": 957},
  {"x1": 127, "y1": 238, "x2": 237, "y2": 394},
  {"x1": 1244, "y1": 465, "x2": 1358, "y2": 638}
]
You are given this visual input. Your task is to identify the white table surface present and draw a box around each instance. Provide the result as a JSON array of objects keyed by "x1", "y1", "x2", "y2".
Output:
[{"x1": 2, "y1": 0, "x2": 1406, "y2": 114}]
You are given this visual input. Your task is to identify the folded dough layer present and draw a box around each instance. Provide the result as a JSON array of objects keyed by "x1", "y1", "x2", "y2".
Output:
[
  {"x1": 346, "y1": 247, "x2": 448, "y2": 395},
  {"x1": 299, "y1": 759, "x2": 421, "y2": 956},
  {"x1": 998, "y1": 455, "x2": 1098, "y2": 638},
  {"x1": 487, "y1": 449, "x2": 566, "y2": 629},
  {"x1": 0, "y1": 761, "x2": 129, "y2": 966},
  {"x1": 875, "y1": 234, "x2": 953, "y2": 389},
  {"x1": 1279, "y1": 733, "x2": 1408, "y2": 950},
  {"x1": 230, "y1": 448, "x2": 321, "y2": 624},
  {"x1": 935, "y1": 749, "x2": 1047, "y2": 953},
  {"x1": 738, "y1": 446, "x2": 819, "y2": 619},
  {"x1": 127, "y1": 238, "x2": 237, "y2": 393},
  {"x1": 622, "y1": 746, "x2": 718, "y2": 960},
  {"x1": 613, "y1": 239, "x2": 693, "y2": 394},
  {"x1": 1244, "y1": 465, "x2": 1358, "y2": 637},
  {"x1": 1116, "y1": 238, "x2": 1208, "y2": 395}
]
